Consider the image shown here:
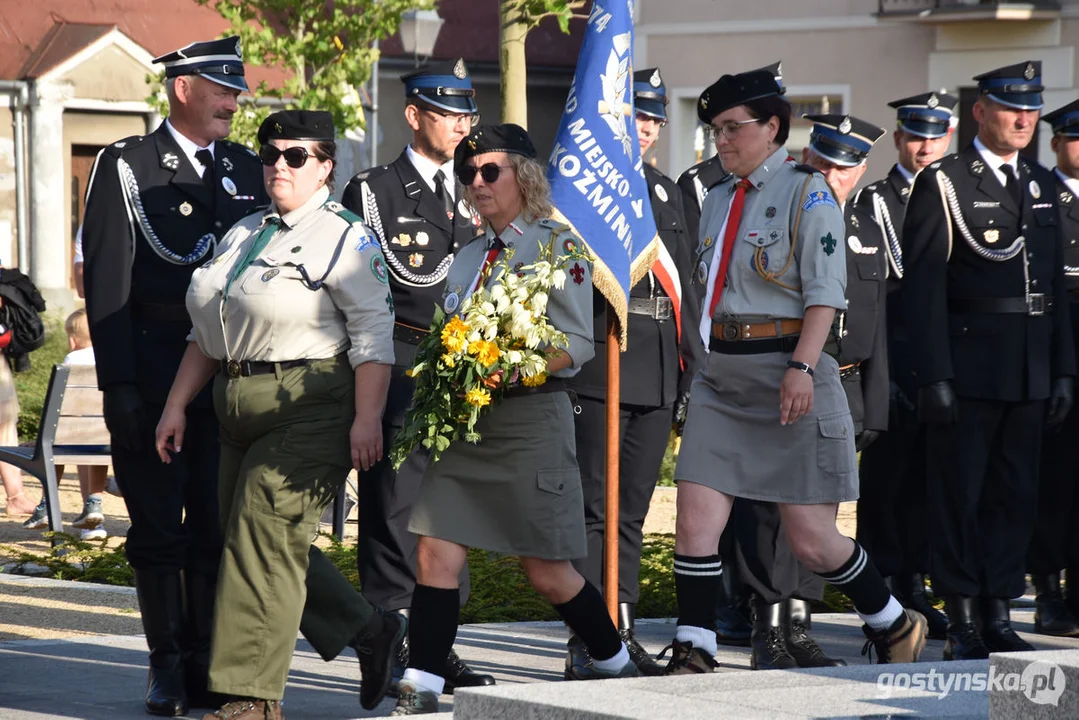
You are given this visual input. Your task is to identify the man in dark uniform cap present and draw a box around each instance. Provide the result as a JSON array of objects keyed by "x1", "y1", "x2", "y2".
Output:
[
  {"x1": 1026, "y1": 100, "x2": 1079, "y2": 638},
  {"x1": 903, "y1": 60, "x2": 1075, "y2": 660},
  {"x1": 341, "y1": 58, "x2": 492, "y2": 693},
  {"x1": 81, "y1": 36, "x2": 266, "y2": 715},
  {"x1": 566, "y1": 66, "x2": 704, "y2": 677},
  {"x1": 854, "y1": 90, "x2": 958, "y2": 641}
]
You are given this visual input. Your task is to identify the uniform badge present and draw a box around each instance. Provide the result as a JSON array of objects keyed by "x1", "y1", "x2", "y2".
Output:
[
  {"x1": 222, "y1": 157, "x2": 234, "y2": 173},
  {"x1": 697, "y1": 261, "x2": 708, "y2": 284},
  {"x1": 261, "y1": 268, "x2": 280, "y2": 282},
  {"x1": 1024, "y1": 62, "x2": 1036, "y2": 81},
  {"x1": 570, "y1": 262, "x2": 586, "y2": 285},
  {"x1": 453, "y1": 59, "x2": 468, "y2": 79},
  {"x1": 803, "y1": 190, "x2": 837, "y2": 212},
  {"x1": 820, "y1": 233, "x2": 837, "y2": 256},
  {"x1": 163, "y1": 152, "x2": 180, "y2": 170},
  {"x1": 1029, "y1": 180, "x2": 1041, "y2": 199},
  {"x1": 179, "y1": 202, "x2": 193, "y2": 216},
  {"x1": 655, "y1": 184, "x2": 668, "y2": 202},
  {"x1": 754, "y1": 251, "x2": 769, "y2": 270},
  {"x1": 514, "y1": 261, "x2": 525, "y2": 277},
  {"x1": 649, "y1": 68, "x2": 662, "y2": 88},
  {"x1": 370, "y1": 255, "x2": 389, "y2": 283},
  {"x1": 392, "y1": 233, "x2": 413, "y2": 247},
  {"x1": 236, "y1": 38, "x2": 243, "y2": 60},
  {"x1": 927, "y1": 93, "x2": 939, "y2": 109},
  {"x1": 851, "y1": 214, "x2": 860, "y2": 228},
  {"x1": 970, "y1": 159, "x2": 984, "y2": 175},
  {"x1": 848, "y1": 236, "x2": 863, "y2": 254},
  {"x1": 838, "y1": 117, "x2": 852, "y2": 135},
  {"x1": 444, "y1": 292, "x2": 460, "y2": 314},
  {"x1": 703, "y1": 236, "x2": 713, "y2": 248},
  {"x1": 415, "y1": 231, "x2": 430, "y2": 247},
  {"x1": 222, "y1": 177, "x2": 237, "y2": 196},
  {"x1": 1062, "y1": 191, "x2": 1074, "y2": 205},
  {"x1": 409, "y1": 252, "x2": 424, "y2": 268},
  {"x1": 901, "y1": 186, "x2": 910, "y2": 197},
  {"x1": 765, "y1": 206, "x2": 776, "y2": 218},
  {"x1": 984, "y1": 229, "x2": 1000, "y2": 244},
  {"x1": 563, "y1": 238, "x2": 579, "y2": 254},
  {"x1": 699, "y1": 94, "x2": 709, "y2": 111}
]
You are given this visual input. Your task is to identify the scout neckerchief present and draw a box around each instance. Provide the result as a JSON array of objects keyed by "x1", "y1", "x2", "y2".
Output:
[
  {"x1": 707, "y1": 178, "x2": 753, "y2": 318},
  {"x1": 468, "y1": 237, "x2": 505, "y2": 297}
]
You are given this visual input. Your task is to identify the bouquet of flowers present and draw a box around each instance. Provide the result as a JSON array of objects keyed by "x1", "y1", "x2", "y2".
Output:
[{"x1": 390, "y1": 240, "x2": 586, "y2": 469}]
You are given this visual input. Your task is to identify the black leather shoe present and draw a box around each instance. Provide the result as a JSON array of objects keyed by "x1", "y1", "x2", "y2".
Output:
[
  {"x1": 135, "y1": 571, "x2": 188, "y2": 717},
  {"x1": 356, "y1": 608, "x2": 408, "y2": 710},
  {"x1": 785, "y1": 599, "x2": 845, "y2": 667},
  {"x1": 943, "y1": 596, "x2": 989, "y2": 660},
  {"x1": 1033, "y1": 573, "x2": 1079, "y2": 637},
  {"x1": 617, "y1": 603, "x2": 664, "y2": 676},
  {"x1": 901, "y1": 574, "x2": 948, "y2": 641},
  {"x1": 750, "y1": 600, "x2": 797, "y2": 670},
  {"x1": 715, "y1": 572, "x2": 752, "y2": 647},
  {"x1": 443, "y1": 648, "x2": 494, "y2": 694},
  {"x1": 981, "y1": 597, "x2": 1034, "y2": 653}
]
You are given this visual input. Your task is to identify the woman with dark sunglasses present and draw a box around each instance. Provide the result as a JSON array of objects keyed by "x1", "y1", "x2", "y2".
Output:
[
  {"x1": 154, "y1": 110, "x2": 405, "y2": 720},
  {"x1": 389, "y1": 123, "x2": 638, "y2": 715}
]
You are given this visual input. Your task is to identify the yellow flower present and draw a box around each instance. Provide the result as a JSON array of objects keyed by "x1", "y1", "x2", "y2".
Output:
[
  {"x1": 465, "y1": 388, "x2": 491, "y2": 407},
  {"x1": 467, "y1": 339, "x2": 501, "y2": 366},
  {"x1": 522, "y1": 372, "x2": 547, "y2": 387},
  {"x1": 441, "y1": 353, "x2": 456, "y2": 368},
  {"x1": 441, "y1": 316, "x2": 469, "y2": 353}
]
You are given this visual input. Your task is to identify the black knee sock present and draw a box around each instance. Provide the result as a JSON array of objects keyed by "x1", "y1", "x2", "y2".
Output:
[
  {"x1": 553, "y1": 582, "x2": 622, "y2": 661},
  {"x1": 407, "y1": 584, "x2": 459, "y2": 676},
  {"x1": 817, "y1": 542, "x2": 890, "y2": 616},
  {"x1": 674, "y1": 554, "x2": 722, "y2": 629}
]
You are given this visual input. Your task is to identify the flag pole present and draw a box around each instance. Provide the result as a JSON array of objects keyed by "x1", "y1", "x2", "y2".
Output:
[{"x1": 604, "y1": 302, "x2": 621, "y2": 624}]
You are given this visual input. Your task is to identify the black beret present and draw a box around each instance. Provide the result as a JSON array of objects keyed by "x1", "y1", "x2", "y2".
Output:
[
  {"x1": 454, "y1": 123, "x2": 536, "y2": 176},
  {"x1": 258, "y1": 110, "x2": 335, "y2": 145},
  {"x1": 697, "y1": 70, "x2": 782, "y2": 125}
]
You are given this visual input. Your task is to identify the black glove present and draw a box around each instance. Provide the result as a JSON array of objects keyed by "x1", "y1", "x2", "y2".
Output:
[
  {"x1": 917, "y1": 380, "x2": 958, "y2": 425},
  {"x1": 673, "y1": 390, "x2": 690, "y2": 437},
  {"x1": 103, "y1": 383, "x2": 146, "y2": 453},
  {"x1": 855, "y1": 429, "x2": 880, "y2": 453},
  {"x1": 1047, "y1": 377, "x2": 1075, "y2": 428}
]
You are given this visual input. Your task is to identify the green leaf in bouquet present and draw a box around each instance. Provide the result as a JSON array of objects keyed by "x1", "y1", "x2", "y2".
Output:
[{"x1": 434, "y1": 435, "x2": 450, "y2": 452}]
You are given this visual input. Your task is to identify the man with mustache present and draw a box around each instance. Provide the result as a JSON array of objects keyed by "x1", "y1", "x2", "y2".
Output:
[{"x1": 81, "y1": 37, "x2": 266, "y2": 715}]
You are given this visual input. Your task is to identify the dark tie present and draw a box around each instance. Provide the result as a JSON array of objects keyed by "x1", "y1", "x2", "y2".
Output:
[
  {"x1": 196, "y1": 148, "x2": 215, "y2": 194},
  {"x1": 1004, "y1": 165, "x2": 1022, "y2": 207},
  {"x1": 434, "y1": 169, "x2": 454, "y2": 219}
]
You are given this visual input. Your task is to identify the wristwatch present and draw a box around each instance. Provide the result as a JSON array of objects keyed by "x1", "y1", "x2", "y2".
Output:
[{"x1": 786, "y1": 360, "x2": 814, "y2": 377}]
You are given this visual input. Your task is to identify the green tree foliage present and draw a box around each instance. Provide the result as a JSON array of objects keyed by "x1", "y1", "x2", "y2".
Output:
[
  {"x1": 150, "y1": 0, "x2": 435, "y2": 147},
  {"x1": 506, "y1": 0, "x2": 588, "y2": 33}
]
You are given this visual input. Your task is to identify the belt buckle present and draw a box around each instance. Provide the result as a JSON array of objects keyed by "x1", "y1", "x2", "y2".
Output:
[
  {"x1": 226, "y1": 360, "x2": 242, "y2": 379},
  {"x1": 721, "y1": 321, "x2": 741, "y2": 341},
  {"x1": 1027, "y1": 293, "x2": 1046, "y2": 316},
  {"x1": 654, "y1": 297, "x2": 673, "y2": 320}
]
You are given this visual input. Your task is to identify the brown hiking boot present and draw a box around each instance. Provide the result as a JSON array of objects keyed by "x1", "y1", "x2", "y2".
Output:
[
  {"x1": 201, "y1": 699, "x2": 283, "y2": 720},
  {"x1": 861, "y1": 609, "x2": 927, "y2": 664},
  {"x1": 658, "y1": 640, "x2": 718, "y2": 675}
]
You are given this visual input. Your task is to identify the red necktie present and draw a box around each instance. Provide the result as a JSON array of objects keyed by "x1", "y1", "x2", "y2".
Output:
[
  {"x1": 708, "y1": 179, "x2": 752, "y2": 318},
  {"x1": 473, "y1": 238, "x2": 504, "y2": 293}
]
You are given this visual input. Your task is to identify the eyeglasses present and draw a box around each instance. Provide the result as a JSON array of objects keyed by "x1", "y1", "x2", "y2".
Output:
[
  {"x1": 636, "y1": 112, "x2": 667, "y2": 128},
  {"x1": 425, "y1": 108, "x2": 481, "y2": 128},
  {"x1": 259, "y1": 145, "x2": 317, "y2": 169},
  {"x1": 711, "y1": 118, "x2": 761, "y2": 140},
  {"x1": 457, "y1": 163, "x2": 513, "y2": 186}
]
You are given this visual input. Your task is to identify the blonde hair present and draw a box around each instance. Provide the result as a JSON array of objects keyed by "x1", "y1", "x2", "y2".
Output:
[
  {"x1": 463, "y1": 154, "x2": 553, "y2": 225},
  {"x1": 65, "y1": 308, "x2": 91, "y2": 348}
]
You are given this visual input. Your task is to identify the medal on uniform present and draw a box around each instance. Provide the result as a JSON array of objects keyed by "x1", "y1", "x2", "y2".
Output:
[
  {"x1": 444, "y1": 292, "x2": 460, "y2": 313},
  {"x1": 655, "y1": 185, "x2": 668, "y2": 202},
  {"x1": 409, "y1": 252, "x2": 424, "y2": 268},
  {"x1": 179, "y1": 202, "x2": 193, "y2": 216},
  {"x1": 392, "y1": 233, "x2": 412, "y2": 247},
  {"x1": 848, "y1": 236, "x2": 863, "y2": 253},
  {"x1": 1030, "y1": 180, "x2": 1041, "y2": 199},
  {"x1": 222, "y1": 177, "x2": 237, "y2": 196},
  {"x1": 262, "y1": 268, "x2": 279, "y2": 282},
  {"x1": 697, "y1": 261, "x2": 708, "y2": 284},
  {"x1": 984, "y1": 229, "x2": 1000, "y2": 244},
  {"x1": 415, "y1": 231, "x2": 430, "y2": 247}
]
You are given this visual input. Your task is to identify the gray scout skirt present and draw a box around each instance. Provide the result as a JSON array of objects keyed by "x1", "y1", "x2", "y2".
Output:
[
  {"x1": 408, "y1": 390, "x2": 587, "y2": 560},
  {"x1": 675, "y1": 350, "x2": 858, "y2": 504}
]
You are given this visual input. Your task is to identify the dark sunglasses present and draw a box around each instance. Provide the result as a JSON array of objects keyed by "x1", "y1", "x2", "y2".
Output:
[
  {"x1": 259, "y1": 145, "x2": 317, "y2": 169},
  {"x1": 457, "y1": 163, "x2": 513, "y2": 186}
]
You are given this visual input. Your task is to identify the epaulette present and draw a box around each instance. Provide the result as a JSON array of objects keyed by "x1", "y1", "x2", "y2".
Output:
[
  {"x1": 350, "y1": 165, "x2": 391, "y2": 184},
  {"x1": 325, "y1": 201, "x2": 364, "y2": 225},
  {"x1": 929, "y1": 154, "x2": 962, "y2": 172},
  {"x1": 104, "y1": 134, "x2": 148, "y2": 156},
  {"x1": 221, "y1": 139, "x2": 257, "y2": 157},
  {"x1": 538, "y1": 218, "x2": 570, "y2": 233},
  {"x1": 686, "y1": 167, "x2": 699, "y2": 177},
  {"x1": 791, "y1": 163, "x2": 822, "y2": 175}
]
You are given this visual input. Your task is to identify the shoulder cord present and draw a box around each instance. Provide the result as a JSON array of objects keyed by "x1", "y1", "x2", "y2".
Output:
[
  {"x1": 361, "y1": 181, "x2": 453, "y2": 288},
  {"x1": 116, "y1": 157, "x2": 215, "y2": 266},
  {"x1": 278, "y1": 220, "x2": 352, "y2": 292},
  {"x1": 694, "y1": 176, "x2": 708, "y2": 209},
  {"x1": 751, "y1": 173, "x2": 813, "y2": 291},
  {"x1": 936, "y1": 170, "x2": 1024, "y2": 262},
  {"x1": 872, "y1": 192, "x2": 903, "y2": 279}
]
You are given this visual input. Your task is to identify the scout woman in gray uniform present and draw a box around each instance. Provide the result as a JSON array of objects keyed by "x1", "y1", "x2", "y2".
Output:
[
  {"x1": 662, "y1": 70, "x2": 927, "y2": 675},
  {"x1": 390, "y1": 124, "x2": 637, "y2": 716},
  {"x1": 154, "y1": 111, "x2": 404, "y2": 720}
]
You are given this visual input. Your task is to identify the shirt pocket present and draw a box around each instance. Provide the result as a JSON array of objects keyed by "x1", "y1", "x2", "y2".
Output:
[
  {"x1": 853, "y1": 253, "x2": 881, "y2": 282},
  {"x1": 740, "y1": 226, "x2": 787, "y2": 275},
  {"x1": 966, "y1": 207, "x2": 1016, "y2": 246},
  {"x1": 816, "y1": 412, "x2": 855, "y2": 474}
]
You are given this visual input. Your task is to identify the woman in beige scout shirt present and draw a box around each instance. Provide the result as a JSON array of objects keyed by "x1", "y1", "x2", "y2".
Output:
[
  {"x1": 154, "y1": 111, "x2": 404, "y2": 720},
  {"x1": 389, "y1": 124, "x2": 637, "y2": 716}
]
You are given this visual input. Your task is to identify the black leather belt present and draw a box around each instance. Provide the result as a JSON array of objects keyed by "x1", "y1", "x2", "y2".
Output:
[
  {"x1": 393, "y1": 323, "x2": 429, "y2": 346},
  {"x1": 504, "y1": 378, "x2": 570, "y2": 399},
  {"x1": 134, "y1": 303, "x2": 190, "y2": 323},
  {"x1": 220, "y1": 358, "x2": 311, "y2": 379},
  {"x1": 839, "y1": 363, "x2": 861, "y2": 381},
  {"x1": 628, "y1": 297, "x2": 673, "y2": 320},
  {"x1": 950, "y1": 295, "x2": 1054, "y2": 316},
  {"x1": 709, "y1": 335, "x2": 799, "y2": 355}
]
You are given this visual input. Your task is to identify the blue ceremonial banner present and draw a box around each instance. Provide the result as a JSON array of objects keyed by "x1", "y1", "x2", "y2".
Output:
[{"x1": 547, "y1": 1, "x2": 658, "y2": 344}]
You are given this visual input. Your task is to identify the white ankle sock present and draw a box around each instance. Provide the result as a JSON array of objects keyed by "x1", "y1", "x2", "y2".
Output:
[
  {"x1": 401, "y1": 668, "x2": 445, "y2": 696},
  {"x1": 592, "y1": 642, "x2": 630, "y2": 672},
  {"x1": 675, "y1": 624, "x2": 718, "y2": 655},
  {"x1": 861, "y1": 596, "x2": 904, "y2": 631}
]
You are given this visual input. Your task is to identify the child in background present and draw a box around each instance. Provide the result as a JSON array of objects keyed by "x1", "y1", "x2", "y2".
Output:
[{"x1": 23, "y1": 309, "x2": 111, "y2": 539}]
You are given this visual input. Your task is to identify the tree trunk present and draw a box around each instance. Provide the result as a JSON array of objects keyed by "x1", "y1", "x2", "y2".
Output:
[{"x1": 499, "y1": 1, "x2": 528, "y2": 127}]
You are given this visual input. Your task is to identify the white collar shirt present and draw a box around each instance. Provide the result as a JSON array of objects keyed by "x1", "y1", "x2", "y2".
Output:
[
  {"x1": 973, "y1": 135, "x2": 1019, "y2": 188},
  {"x1": 406, "y1": 144, "x2": 455, "y2": 201},
  {"x1": 1056, "y1": 167, "x2": 1079, "y2": 198},
  {"x1": 165, "y1": 119, "x2": 215, "y2": 179}
]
